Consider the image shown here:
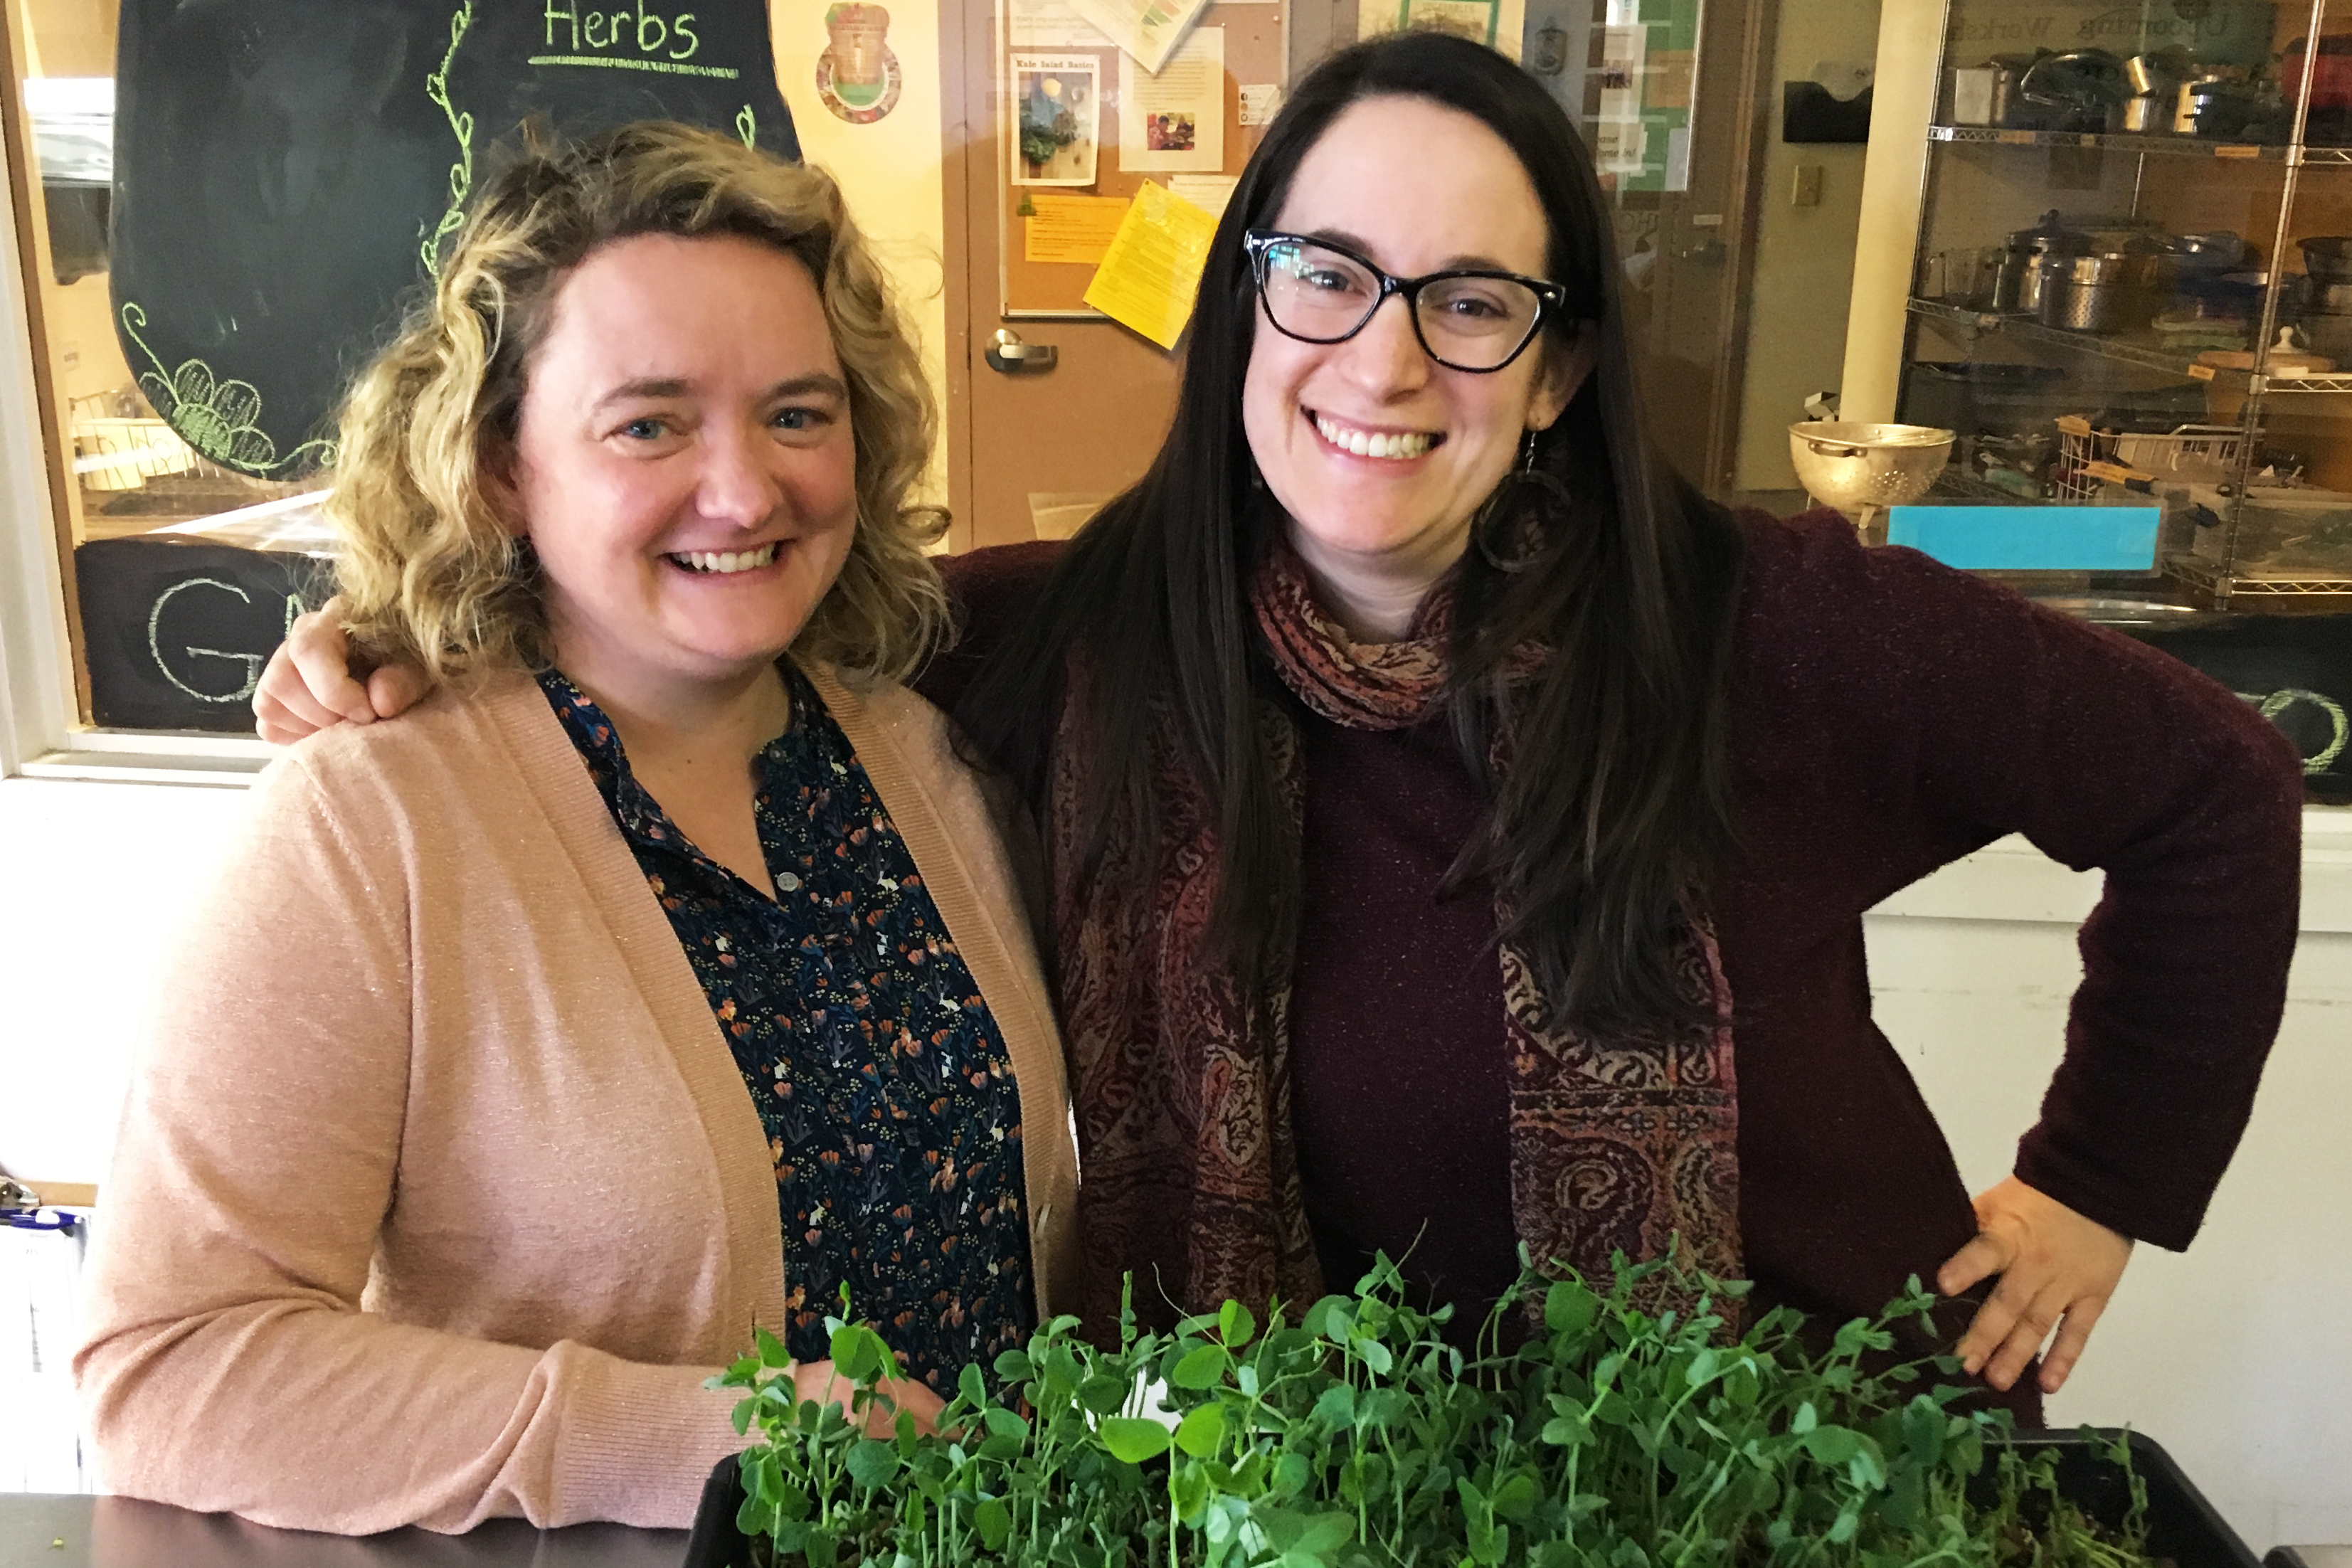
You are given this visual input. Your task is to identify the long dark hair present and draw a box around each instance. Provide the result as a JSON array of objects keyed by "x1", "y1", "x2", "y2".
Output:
[{"x1": 960, "y1": 31, "x2": 1747, "y2": 1029}]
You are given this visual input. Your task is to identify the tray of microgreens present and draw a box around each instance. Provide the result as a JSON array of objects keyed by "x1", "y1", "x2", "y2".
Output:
[{"x1": 682, "y1": 1252, "x2": 2257, "y2": 1568}]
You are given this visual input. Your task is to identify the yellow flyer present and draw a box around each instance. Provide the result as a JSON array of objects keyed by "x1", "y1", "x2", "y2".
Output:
[
  {"x1": 1024, "y1": 194, "x2": 1132, "y2": 265},
  {"x1": 1082, "y1": 182, "x2": 1221, "y2": 349}
]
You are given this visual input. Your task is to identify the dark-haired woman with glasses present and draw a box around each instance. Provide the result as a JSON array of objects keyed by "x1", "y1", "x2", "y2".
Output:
[{"x1": 258, "y1": 33, "x2": 2301, "y2": 1424}]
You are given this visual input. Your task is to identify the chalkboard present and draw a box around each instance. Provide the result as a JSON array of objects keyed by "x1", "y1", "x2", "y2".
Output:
[
  {"x1": 74, "y1": 537, "x2": 336, "y2": 731},
  {"x1": 2129, "y1": 616, "x2": 2352, "y2": 805},
  {"x1": 110, "y1": 0, "x2": 800, "y2": 482}
]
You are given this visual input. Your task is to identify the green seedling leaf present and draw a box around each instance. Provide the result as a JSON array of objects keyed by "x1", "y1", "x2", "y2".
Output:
[
  {"x1": 1799, "y1": 1424, "x2": 1872, "y2": 1468},
  {"x1": 753, "y1": 1326, "x2": 792, "y2": 1369},
  {"x1": 1491, "y1": 1471, "x2": 1540, "y2": 1521},
  {"x1": 1099, "y1": 1416, "x2": 1174, "y2": 1463},
  {"x1": 1305, "y1": 1295, "x2": 1352, "y2": 1341},
  {"x1": 1079, "y1": 1372, "x2": 1131, "y2": 1416},
  {"x1": 975, "y1": 1495, "x2": 1012, "y2": 1551},
  {"x1": 1545, "y1": 1281, "x2": 1598, "y2": 1337},
  {"x1": 1218, "y1": 1299, "x2": 1258, "y2": 1348},
  {"x1": 1176, "y1": 1402, "x2": 1227, "y2": 1458},
  {"x1": 1313, "y1": 1383, "x2": 1357, "y2": 1431},
  {"x1": 1170, "y1": 1342, "x2": 1231, "y2": 1389},
  {"x1": 847, "y1": 1438, "x2": 900, "y2": 1490}
]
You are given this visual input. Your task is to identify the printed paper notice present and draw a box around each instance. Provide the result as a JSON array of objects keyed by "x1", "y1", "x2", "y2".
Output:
[
  {"x1": 1011, "y1": 54, "x2": 1101, "y2": 186},
  {"x1": 1357, "y1": 0, "x2": 1522, "y2": 60},
  {"x1": 1118, "y1": 28, "x2": 1224, "y2": 174},
  {"x1": 1061, "y1": 0, "x2": 1210, "y2": 75},
  {"x1": 1165, "y1": 173, "x2": 1239, "y2": 218},
  {"x1": 1007, "y1": 0, "x2": 1116, "y2": 51},
  {"x1": 1025, "y1": 193, "x2": 1130, "y2": 263},
  {"x1": 1084, "y1": 181, "x2": 1221, "y2": 349}
]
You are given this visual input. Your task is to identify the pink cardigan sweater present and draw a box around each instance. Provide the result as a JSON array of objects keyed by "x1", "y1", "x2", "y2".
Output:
[{"x1": 75, "y1": 661, "x2": 1081, "y2": 1534}]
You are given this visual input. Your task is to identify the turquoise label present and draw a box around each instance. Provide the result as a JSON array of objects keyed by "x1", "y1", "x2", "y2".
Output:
[{"x1": 1886, "y1": 506, "x2": 2161, "y2": 571}]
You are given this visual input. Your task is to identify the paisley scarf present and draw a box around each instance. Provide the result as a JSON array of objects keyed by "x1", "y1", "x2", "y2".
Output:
[{"x1": 1048, "y1": 544, "x2": 1742, "y2": 1328}]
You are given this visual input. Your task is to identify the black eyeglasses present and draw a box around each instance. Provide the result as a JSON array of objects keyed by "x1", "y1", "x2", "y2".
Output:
[{"x1": 1242, "y1": 230, "x2": 1569, "y2": 374}]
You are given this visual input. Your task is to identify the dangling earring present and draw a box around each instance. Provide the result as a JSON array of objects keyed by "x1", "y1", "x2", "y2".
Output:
[{"x1": 1473, "y1": 428, "x2": 1569, "y2": 573}]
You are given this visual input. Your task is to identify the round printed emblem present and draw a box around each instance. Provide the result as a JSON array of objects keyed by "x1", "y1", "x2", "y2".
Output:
[{"x1": 817, "y1": 4, "x2": 901, "y2": 125}]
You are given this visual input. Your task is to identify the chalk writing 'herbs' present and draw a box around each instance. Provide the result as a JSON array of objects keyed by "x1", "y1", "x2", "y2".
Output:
[{"x1": 543, "y1": 1, "x2": 704, "y2": 64}]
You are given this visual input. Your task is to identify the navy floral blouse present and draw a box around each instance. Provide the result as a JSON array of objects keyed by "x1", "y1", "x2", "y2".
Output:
[{"x1": 540, "y1": 664, "x2": 1034, "y2": 1392}]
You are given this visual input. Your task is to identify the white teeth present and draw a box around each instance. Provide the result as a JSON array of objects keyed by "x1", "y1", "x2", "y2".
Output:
[
  {"x1": 672, "y1": 543, "x2": 779, "y2": 574},
  {"x1": 1315, "y1": 413, "x2": 1433, "y2": 460}
]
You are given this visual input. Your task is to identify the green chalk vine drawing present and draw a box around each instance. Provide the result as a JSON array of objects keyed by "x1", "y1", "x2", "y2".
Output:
[
  {"x1": 2240, "y1": 687, "x2": 2349, "y2": 775},
  {"x1": 420, "y1": 0, "x2": 479, "y2": 277},
  {"x1": 118, "y1": 303, "x2": 337, "y2": 477},
  {"x1": 736, "y1": 105, "x2": 757, "y2": 148}
]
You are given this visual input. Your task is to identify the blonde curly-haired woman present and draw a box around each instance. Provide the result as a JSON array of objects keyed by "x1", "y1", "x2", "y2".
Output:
[{"x1": 75, "y1": 123, "x2": 1077, "y2": 1535}]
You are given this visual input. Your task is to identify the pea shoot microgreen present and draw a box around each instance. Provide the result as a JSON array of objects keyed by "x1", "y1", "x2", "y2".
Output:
[{"x1": 710, "y1": 1256, "x2": 2156, "y2": 1568}]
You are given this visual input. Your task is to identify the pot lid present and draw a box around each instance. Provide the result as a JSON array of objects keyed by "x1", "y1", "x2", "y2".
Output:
[{"x1": 2006, "y1": 209, "x2": 2086, "y2": 251}]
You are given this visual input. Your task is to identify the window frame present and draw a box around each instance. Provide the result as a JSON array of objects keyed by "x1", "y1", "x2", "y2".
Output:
[{"x1": 0, "y1": 4, "x2": 265, "y2": 788}]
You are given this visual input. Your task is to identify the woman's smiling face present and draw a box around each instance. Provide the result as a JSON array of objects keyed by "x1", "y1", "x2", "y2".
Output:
[
  {"x1": 1242, "y1": 95, "x2": 1585, "y2": 612},
  {"x1": 507, "y1": 231, "x2": 859, "y2": 693}
]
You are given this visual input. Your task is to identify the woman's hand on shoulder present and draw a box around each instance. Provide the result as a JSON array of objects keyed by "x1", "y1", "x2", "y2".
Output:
[
  {"x1": 253, "y1": 600, "x2": 433, "y2": 744},
  {"x1": 1937, "y1": 1174, "x2": 2133, "y2": 1396},
  {"x1": 790, "y1": 1357, "x2": 948, "y2": 1438}
]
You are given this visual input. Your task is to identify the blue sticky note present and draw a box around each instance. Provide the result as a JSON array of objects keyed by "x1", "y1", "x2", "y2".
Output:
[{"x1": 1885, "y1": 505, "x2": 2161, "y2": 571}]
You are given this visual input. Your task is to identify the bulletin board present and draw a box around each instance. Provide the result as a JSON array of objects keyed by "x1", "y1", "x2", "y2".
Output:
[{"x1": 995, "y1": 0, "x2": 1287, "y2": 317}]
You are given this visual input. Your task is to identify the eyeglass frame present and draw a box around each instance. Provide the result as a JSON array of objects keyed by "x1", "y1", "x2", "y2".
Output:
[{"x1": 1240, "y1": 229, "x2": 1573, "y2": 374}]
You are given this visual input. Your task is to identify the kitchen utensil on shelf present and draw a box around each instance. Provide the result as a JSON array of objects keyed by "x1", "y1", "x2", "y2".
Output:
[
  {"x1": 1993, "y1": 211, "x2": 2087, "y2": 312},
  {"x1": 1788, "y1": 421, "x2": 1956, "y2": 537},
  {"x1": 2284, "y1": 35, "x2": 2352, "y2": 144},
  {"x1": 2301, "y1": 235, "x2": 2352, "y2": 283},
  {"x1": 2018, "y1": 49, "x2": 2129, "y2": 130},
  {"x1": 2176, "y1": 75, "x2": 2258, "y2": 137},
  {"x1": 2121, "y1": 95, "x2": 2168, "y2": 132},
  {"x1": 1949, "y1": 63, "x2": 2011, "y2": 125},
  {"x1": 2124, "y1": 48, "x2": 2193, "y2": 97},
  {"x1": 1925, "y1": 245, "x2": 2001, "y2": 308},
  {"x1": 2170, "y1": 231, "x2": 2248, "y2": 273},
  {"x1": 2038, "y1": 245, "x2": 2170, "y2": 334}
]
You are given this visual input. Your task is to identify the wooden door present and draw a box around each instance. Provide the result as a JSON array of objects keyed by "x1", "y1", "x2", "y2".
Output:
[{"x1": 938, "y1": 0, "x2": 1286, "y2": 550}]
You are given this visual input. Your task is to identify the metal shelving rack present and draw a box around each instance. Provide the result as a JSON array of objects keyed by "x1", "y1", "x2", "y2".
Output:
[{"x1": 1902, "y1": 0, "x2": 2352, "y2": 608}]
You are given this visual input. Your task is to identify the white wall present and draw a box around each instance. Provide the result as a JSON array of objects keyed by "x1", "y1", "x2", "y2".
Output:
[
  {"x1": 1, "y1": 780, "x2": 2348, "y2": 1547},
  {"x1": 0, "y1": 777, "x2": 247, "y2": 1187}
]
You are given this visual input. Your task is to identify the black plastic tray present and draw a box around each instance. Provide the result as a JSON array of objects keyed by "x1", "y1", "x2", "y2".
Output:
[
  {"x1": 1983, "y1": 1430, "x2": 2260, "y2": 1568},
  {"x1": 683, "y1": 1427, "x2": 2256, "y2": 1568}
]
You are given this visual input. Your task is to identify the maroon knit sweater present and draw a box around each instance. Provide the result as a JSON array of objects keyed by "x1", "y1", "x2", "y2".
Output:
[{"x1": 923, "y1": 509, "x2": 2304, "y2": 1410}]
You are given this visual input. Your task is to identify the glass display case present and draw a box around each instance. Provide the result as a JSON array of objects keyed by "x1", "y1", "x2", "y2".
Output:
[{"x1": 1897, "y1": 0, "x2": 2352, "y2": 609}]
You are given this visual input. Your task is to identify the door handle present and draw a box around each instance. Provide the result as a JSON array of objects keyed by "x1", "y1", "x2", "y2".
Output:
[{"x1": 985, "y1": 328, "x2": 1058, "y2": 374}]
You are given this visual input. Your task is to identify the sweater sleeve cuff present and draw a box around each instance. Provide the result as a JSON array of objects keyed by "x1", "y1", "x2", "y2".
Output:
[
  {"x1": 553, "y1": 1353, "x2": 748, "y2": 1529},
  {"x1": 2014, "y1": 1127, "x2": 2204, "y2": 1253}
]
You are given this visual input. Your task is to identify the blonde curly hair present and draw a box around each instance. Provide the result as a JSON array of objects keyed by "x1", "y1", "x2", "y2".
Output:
[{"x1": 329, "y1": 120, "x2": 948, "y2": 687}]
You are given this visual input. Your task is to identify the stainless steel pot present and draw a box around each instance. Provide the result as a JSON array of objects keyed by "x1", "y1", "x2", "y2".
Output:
[
  {"x1": 1993, "y1": 213, "x2": 2087, "y2": 311},
  {"x1": 2039, "y1": 250, "x2": 2168, "y2": 333},
  {"x1": 2121, "y1": 94, "x2": 2168, "y2": 132},
  {"x1": 2177, "y1": 77, "x2": 2256, "y2": 137}
]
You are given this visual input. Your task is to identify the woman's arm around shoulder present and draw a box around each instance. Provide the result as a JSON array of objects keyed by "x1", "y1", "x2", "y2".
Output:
[{"x1": 73, "y1": 732, "x2": 747, "y2": 1534}]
